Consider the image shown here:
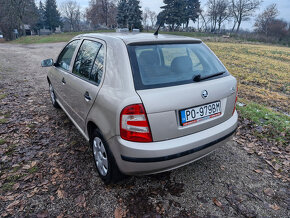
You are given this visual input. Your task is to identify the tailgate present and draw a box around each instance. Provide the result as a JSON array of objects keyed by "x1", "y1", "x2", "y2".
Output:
[{"x1": 137, "y1": 76, "x2": 237, "y2": 141}]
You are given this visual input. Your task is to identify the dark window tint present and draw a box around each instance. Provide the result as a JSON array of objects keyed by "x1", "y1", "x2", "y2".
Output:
[
  {"x1": 73, "y1": 40, "x2": 102, "y2": 80},
  {"x1": 57, "y1": 40, "x2": 80, "y2": 71},
  {"x1": 90, "y1": 45, "x2": 105, "y2": 85},
  {"x1": 128, "y1": 43, "x2": 227, "y2": 90}
]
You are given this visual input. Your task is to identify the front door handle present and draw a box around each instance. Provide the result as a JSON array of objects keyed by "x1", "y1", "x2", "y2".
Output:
[
  {"x1": 84, "y1": 91, "x2": 91, "y2": 102},
  {"x1": 62, "y1": 78, "x2": 66, "y2": 84}
]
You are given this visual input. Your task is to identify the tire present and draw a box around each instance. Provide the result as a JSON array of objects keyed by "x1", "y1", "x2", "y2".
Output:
[
  {"x1": 90, "y1": 129, "x2": 125, "y2": 184},
  {"x1": 49, "y1": 83, "x2": 60, "y2": 108}
]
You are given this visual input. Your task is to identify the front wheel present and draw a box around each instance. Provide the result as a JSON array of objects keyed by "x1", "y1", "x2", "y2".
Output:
[
  {"x1": 49, "y1": 83, "x2": 60, "y2": 108},
  {"x1": 91, "y1": 129, "x2": 124, "y2": 184}
]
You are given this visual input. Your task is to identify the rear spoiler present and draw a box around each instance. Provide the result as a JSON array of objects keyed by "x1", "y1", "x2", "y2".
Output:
[{"x1": 127, "y1": 40, "x2": 202, "y2": 46}]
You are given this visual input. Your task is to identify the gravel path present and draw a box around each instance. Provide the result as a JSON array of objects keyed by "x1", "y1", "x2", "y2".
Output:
[{"x1": 0, "y1": 43, "x2": 289, "y2": 217}]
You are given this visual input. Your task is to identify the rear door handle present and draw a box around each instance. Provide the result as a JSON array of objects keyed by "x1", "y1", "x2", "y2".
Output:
[
  {"x1": 84, "y1": 91, "x2": 91, "y2": 101},
  {"x1": 62, "y1": 78, "x2": 66, "y2": 84}
]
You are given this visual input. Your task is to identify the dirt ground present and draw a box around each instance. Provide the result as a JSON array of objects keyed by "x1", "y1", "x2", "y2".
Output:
[{"x1": 0, "y1": 43, "x2": 289, "y2": 217}]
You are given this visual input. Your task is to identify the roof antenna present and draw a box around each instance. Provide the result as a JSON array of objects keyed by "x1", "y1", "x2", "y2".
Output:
[{"x1": 154, "y1": 16, "x2": 167, "y2": 36}]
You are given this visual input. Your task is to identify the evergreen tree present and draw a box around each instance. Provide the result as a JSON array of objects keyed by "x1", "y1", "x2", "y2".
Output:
[
  {"x1": 156, "y1": 10, "x2": 167, "y2": 27},
  {"x1": 160, "y1": 0, "x2": 187, "y2": 30},
  {"x1": 36, "y1": 1, "x2": 46, "y2": 30},
  {"x1": 44, "y1": 0, "x2": 61, "y2": 31},
  {"x1": 117, "y1": 0, "x2": 128, "y2": 28},
  {"x1": 158, "y1": 0, "x2": 200, "y2": 30},
  {"x1": 184, "y1": 0, "x2": 200, "y2": 28},
  {"x1": 116, "y1": 0, "x2": 142, "y2": 30},
  {"x1": 127, "y1": 0, "x2": 142, "y2": 30}
]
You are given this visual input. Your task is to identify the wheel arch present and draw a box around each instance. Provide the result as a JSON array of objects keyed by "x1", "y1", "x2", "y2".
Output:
[{"x1": 87, "y1": 121, "x2": 103, "y2": 142}]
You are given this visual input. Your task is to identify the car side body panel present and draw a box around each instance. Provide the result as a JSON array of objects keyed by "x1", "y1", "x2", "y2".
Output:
[
  {"x1": 85, "y1": 36, "x2": 141, "y2": 141},
  {"x1": 63, "y1": 38, "x2": 106, "y2": 131}
]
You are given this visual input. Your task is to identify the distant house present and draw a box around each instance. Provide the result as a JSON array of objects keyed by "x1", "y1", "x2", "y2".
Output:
[
  {"x1": 21, "y1": 24, "x2": 36, "y2": 36},
  {"x1": 55, "y1": 26, "x2": 62, "y2": 33},
  {"x1": 38, "y1": 26, "x2": 62, "y2": 35},
  {"x1": 39, "y1": 28, "x2": 51, "y2": 35}
]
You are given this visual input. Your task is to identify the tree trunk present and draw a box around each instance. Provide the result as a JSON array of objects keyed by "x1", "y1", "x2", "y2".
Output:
[
  {"x1": 231, "y1": 21, "x2": 236, "y2": 33},
  {"x1": 186, "y1": 19, "x2": 189, "y2": 30},
  {"x1": 21, "y1": 23, "x2": 26, "y2": 36},
  {"x1": 236, "y1": 14, "x2": 242, "y2": 33},
  {"x1": 236, "y1": 21, "x2": 241, "y2": 33}
]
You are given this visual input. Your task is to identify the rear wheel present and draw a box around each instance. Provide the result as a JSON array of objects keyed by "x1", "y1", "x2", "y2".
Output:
[
  {"x1": 90, "y1": 129, "x2": 124, "y2": 184},
  {"x1": 49, "y1": 83, "x2": 60, "y2": 108}
]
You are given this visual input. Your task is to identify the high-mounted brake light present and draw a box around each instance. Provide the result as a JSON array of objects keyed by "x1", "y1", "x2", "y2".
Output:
[
  {"x1": 120, "y1": 104, "x2": 153, "y2": 142},
  {"x1": 233, "y1": 85, "x2": 238, "y2": 115}
]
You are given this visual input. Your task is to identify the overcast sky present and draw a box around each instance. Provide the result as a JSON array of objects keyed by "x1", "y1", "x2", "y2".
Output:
[{"x1": 57, "y1": 0, "x2": 290, "y2": 30}]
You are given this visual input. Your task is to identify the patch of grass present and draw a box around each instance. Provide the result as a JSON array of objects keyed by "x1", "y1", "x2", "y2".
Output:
[
  {"x1": 1, "y1": 174, "x2": 23, "y2": 191},
  {"x1": 11, "y1": 30, "x2": 114, "y2": 44},
  {"x1": 3, "y1": 112, "x2": 10, "y2": 118},
  {"x1": 28, "y1": 166, "x2": 38, "y2": 174},
  {"x1": 237, "y1": 99, "x2": 289, "y2": 145},
  {"x1": 27, "y1": 123, "x2": 35, "y2": 128},
  {"x1": 0, "y1": 93, "x2": 7, "y2": 100},
  {"x1": 0, "y1": 118, "x2": 8, "y2": 124},
  {"x1": 0, "y1": 138, "x2": 7, "y2": 145},
  {"x1": 158, "y1": 31, "x2": 217, "y2": 38},
  {"x1": 5, "y1": 144, "x2": 17, "y2": 156},
  {"x1": 6, "y1": 174, "x2": 22, "y2": 182},
  {"x1": 12, "y1": 165, "x2": 22, "y2": 173},
  {"x1": 206, "y1": 42, "x2": 290, "y2": 113},
  {"x1": 1, "y1": 182, "x2": 15, "y2": 192}
]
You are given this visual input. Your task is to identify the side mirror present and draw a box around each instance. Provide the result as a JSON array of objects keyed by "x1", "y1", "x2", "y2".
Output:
[{"x1": 41, "y1": 58, "x2": 54, "y2": 67}]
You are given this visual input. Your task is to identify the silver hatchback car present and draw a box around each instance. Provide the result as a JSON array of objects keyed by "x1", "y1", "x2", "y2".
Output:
[{"x1": 42, "y1": 33, "x2": 238, "y2": 184}]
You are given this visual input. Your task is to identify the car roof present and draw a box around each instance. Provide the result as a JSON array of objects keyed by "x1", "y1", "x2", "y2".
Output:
[{"x1": 77, "y1": 32, "x2": 202, "y2": 45}]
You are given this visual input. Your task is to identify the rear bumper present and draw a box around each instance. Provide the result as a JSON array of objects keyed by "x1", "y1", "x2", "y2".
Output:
[{"x1": 107, "y1": 111, "x2": 238, "y2": 175}]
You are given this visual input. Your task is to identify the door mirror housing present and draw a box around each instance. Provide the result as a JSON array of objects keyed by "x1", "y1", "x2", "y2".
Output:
[{"x1": 41, "y1": 58, "x2": 54, "y2": 67}]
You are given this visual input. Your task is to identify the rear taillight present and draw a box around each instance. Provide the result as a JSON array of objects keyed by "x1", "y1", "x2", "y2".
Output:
[
  {"x1": 120, "y1": 104, "x2": 153, "y2": 142},
  {"x1": 233, "y1": 86, "x2": 238, "y2": 115}
]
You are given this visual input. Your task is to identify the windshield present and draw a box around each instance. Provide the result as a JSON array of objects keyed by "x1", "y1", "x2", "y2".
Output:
[{"x1": 128, "y1": 43, "x2": 227, "y2": 90}]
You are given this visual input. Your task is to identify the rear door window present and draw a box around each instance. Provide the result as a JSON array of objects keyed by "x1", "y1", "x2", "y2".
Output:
[
  {"x1": 128, "y1": 43, "x2": 227, "y2": 90},
  {"x1": 90, "y1": 45, "x2": 105, "y2": 85},
  {"x1": 72, "y1": 40, "x2": 102, "y2": 80}
]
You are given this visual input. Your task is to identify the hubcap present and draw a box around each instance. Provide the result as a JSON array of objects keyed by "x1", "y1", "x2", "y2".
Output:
[
  {"x1": 49, "y1": 84, "x2": 56, "y2": 104},
  {"x1": 93, "y1": 137, "x2": 108, "y2": 176}
]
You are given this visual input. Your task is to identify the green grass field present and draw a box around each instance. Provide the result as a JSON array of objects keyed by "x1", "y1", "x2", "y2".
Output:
[{"x1": 10, "y1": 30, "x2": 115, "y2": 44}]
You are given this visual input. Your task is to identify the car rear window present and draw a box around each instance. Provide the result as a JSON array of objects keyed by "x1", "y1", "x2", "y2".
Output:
[{"x1": 128, "y1": 43, "x2": 228, "y2": 90}]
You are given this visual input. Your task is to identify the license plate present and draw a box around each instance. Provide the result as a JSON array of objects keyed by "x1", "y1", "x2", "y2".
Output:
[{"x1": 180, "y1": 101, "x2": 221, "y2": 126}]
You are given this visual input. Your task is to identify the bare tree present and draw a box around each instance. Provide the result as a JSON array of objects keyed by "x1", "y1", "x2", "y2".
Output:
[
  {"x1": 199, "y1": 8, "x2": 210, "y2": 31},
  {"x1": 216, "y1": 0, "x2": 230, "y2": 31},
  {"x1": 0, "y1": 0, "x2": 38, "y2": 39},
  {"x1": 207, "y1": 0, "x2": 218, "y2": 31},
  {"x1": 142, "y1": 7, "x2": 150, "y2": 28},
  {"x1": 254, "y1": 4, "x2": 278, "y2": 37},
  {"x1": 207, "y1": 0, "x2": 230, "y2": 32},
  {"x1": 148, "y1": 9, "x2": 157, "y2": 28},
  {"x1": 61, "y1": 0, "x2": 81, "y2": 31},
  {"x1": 230, "y1": 0, "x2": 262, "y2": 33},
  {"x1": 0, "y1": 1, "x2": 17, "y2": 40},
  {"x1": 86, "y1": 0, "x2": 117, "y2": 28}
]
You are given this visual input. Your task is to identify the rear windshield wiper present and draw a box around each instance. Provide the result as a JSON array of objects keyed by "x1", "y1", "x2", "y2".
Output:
[{"x1": 193, "y1": 71, "x2": 226, "y2": 82}]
